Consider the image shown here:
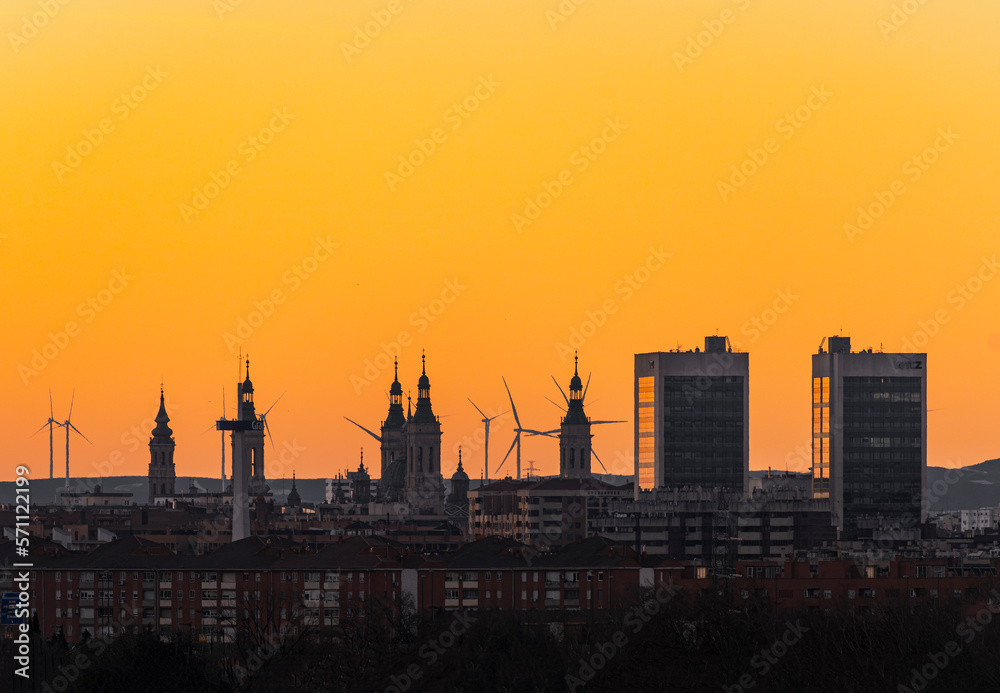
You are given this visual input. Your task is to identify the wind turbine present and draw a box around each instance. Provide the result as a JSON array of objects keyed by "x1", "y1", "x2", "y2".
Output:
[
  {"x1": 496, "y1": 378, "x2": 550, "y2": 480},
  {"x1": 344, "y1": 417, "x2": 382, "y2": 443},
  {"x1": 61, "y1": 390, "x2": 92, "y2": 489},
  {"x1": 468, "y1": 399, "x2": 505, "y2": 485},
  {"x1": 259, "y1": 392, "x2": 285, "y2": 450},
  {"x1": 538, "y1": 371, "x2": 626, "y2": 473},
  {"x1": 32, "y1": 388, "x2": 63, "y2": 479}
]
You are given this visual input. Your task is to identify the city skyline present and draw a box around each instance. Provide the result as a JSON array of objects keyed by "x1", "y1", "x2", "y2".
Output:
[
  {"x1": 3, "y1": 333, "x2": 991, "y2": 484},
  {"x1": 4, "y1": 2, "x2": 1000, "y2": 482}
]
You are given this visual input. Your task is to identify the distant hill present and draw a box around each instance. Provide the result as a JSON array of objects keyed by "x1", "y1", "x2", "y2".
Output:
[{"x1": 2, "y1": 463, "x2": 996, "y2": 510}]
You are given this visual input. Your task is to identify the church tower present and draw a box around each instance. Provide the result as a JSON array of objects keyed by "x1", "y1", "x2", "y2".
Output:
[
  {"x1": 235, "y1": 359, "x2": 268, "y2": 497},
  {"x1": 405, "y1": 352, "x2": 445, "y2": 513},
  {"x1": 148, "y1": 386, "x2": 176, "y2": 504},
  {"x1": 560, "y1": 353, "x2": 593, "y2": 478},
  {"x1": 379, "y1": 359, "x2": 407, "y2": 500}
]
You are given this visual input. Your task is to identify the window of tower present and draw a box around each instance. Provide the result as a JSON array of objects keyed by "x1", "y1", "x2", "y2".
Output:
[
  {"x1": 418, "y1": 447, "x2": 423, "y2": 472},
  {"x1": 429, "y1": 446, "x2": 434, "y2": 472}
]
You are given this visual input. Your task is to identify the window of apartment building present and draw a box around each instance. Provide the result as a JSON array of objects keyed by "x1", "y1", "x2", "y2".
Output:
[
  {"x1": 484, "y1": 572, "x2": 491, "y2": 582},
  {"x1": 55, "y1": 572, "x2": 61, "y2": 581},
  {"x1": 497, "y1": 590, "x2": 502, "y2": 600},
  {"x1": 485, "y1": 590, "x2": 491, "y2": 600},
  {"x1": 532, "y1": 590, "x2": 539, "y2": 602},
  {"x1": 520, "y1": 572, "x2": 527, "y2": 582},
  {"x1": 55, "y1": 608, "x2": 61, "y2": 618},
  {"x1": 824, "y1": 590, "x2": 832, "y2": 600},
  {"x1": 445, "y1": 589, "x2": 459, "y2": 600},
  {"x1": 597, "y1": 572, "x2": 604, "y2": 582},
  {"x1": 520, "y1": 590, "x2": 527, "y2": 601},
  {"x1": 55, "y1": 590, "x2": 61, "y2": 600},
  {"x1": 359, "y1": 574, "x2": 365, "y2": 584},
  {"x1": 159, "y1": 590, "x2": 171, "y2": 600},
  {"x1": 463, "y1": 589, "x2": 477, "y2": 600}
]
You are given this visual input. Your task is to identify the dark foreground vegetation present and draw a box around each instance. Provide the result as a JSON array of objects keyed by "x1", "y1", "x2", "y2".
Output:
[{"x1": 7, "y1": 579, "x2": 1000, "y2": 692}]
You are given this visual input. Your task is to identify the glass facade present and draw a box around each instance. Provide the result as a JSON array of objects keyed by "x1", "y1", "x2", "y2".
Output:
[
  {"x1": 840, "y1": 375, "x2": 923, "y2": 534},
  {"x1": 812, "y1": 376, "x2": 830, "y2": 498},
  {"x1": 660, "y1": 374, "x2": 744, "y2": 490},
  {"x1": 637, "y1": 376, "x2": 655, "y2": 490}
]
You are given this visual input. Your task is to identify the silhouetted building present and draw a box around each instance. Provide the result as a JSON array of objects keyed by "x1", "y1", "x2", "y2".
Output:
[
  {"x1": 560, "y1": 355, "x2": 593, "y2": 478},
  {"x1": 351, "y1": 454, "x2": 372, "y2": 504},
  {"x1": 634, "y1": 337, "x2": 749, "y2": 497},
  {"x1": 405, "y1": 354, "x2": 446, "y2": 513},
  {"x1": 287, "y1": 472, "x2": 301, "y2": 507},
  {"x1": 380, "y1": 360, "x2": 407, "y2": 500},
  {"x1": 147, "y1": 387, "x2": 176, "y2": 504},
  {"x1": 812, "y1": 336, "x2": 926, "y2": 538},
  {"x1": 449, "y1": 448, "x2": 470, "y2": 505}
]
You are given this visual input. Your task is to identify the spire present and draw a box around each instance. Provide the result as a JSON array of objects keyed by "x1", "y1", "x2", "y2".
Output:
[
  {"x1": 457, "y1": 446, "x2": 464, "y2": 473},
  {"x1": 152, "y1": 387, "x2": 172, "y2": 437},
  {"x1": 414, "y1": 352, "x2": 435, "y2": 422}
]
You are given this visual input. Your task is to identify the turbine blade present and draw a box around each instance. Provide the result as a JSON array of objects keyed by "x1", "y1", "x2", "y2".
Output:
[
  {"x1": 591, "y1": 420, "x2": 626, "y2": 425},
  {"x1": 497, "y1": 434, "x2": 519, "y2": 473},
  {"x1": 583, "y1": 373, "x2": 592, "y2": 402},
  {"x1": 68, "y1": 388, "x2": 76, "y2": 421},
  {"x1": 592, "y1": 449, "x2": 608, "y2": 474},
  {"x1": 68, "y1": 422, "x2": 93, "y2": 445},
  {"x1": 263, "y1": 416, "x2": 275, "y2": 450},
  {"x1": 262, "y1": 392, "x2": 285, "y2": 417},
  {"x1": 344, "y1": 417, "x2": 382, "y2": 443},
  {"x1": 487, "y1": 410, "x2": 506, "y2": 422},
  {"x1": 468, "y1": 398, "x2": 488, "y2": 419},
  {"x1": 551, "y1": 376, "x2": 570, "y2": 406},
  {"x1": 32, "y1": 421, "x2": 50, "y2": 437},
  {"x1": 545, "y1": 396, "x2": 567, "y2": 412},
  {"x1": 49, "y1": 388, "x2": 54, "y2": 419},
  {"x1": 202, "y1": 422, "x2": 219, "y2": 435},
  {"x1": 502, "y1": 378, "x2": 521, "y2": 428}
]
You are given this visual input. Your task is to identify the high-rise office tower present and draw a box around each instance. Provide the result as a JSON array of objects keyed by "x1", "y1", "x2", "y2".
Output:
[
  {"x1": 635, "y1": 336, "x2": 749, "y2": 498},
  {"x1": 811, "y1": 336, "x2": 926, "y2": 538}
]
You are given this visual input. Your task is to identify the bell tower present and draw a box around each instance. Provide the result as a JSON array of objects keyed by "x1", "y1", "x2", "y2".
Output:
[
  {"x1": 405, "y1": 352, "x2": 445, "y2": 513},
  {"x1": 560, "y1": 353, "x2": 593, "y2": 478},
  {"x1": 148, "y1": 386, "x2": 176, "y2": 504},
  {"x1": 234, "y1": 359, "x2": 268, "y2": 496},
  {"x1": 379, "y1": 359, "x2": 407, "y2": 500}
]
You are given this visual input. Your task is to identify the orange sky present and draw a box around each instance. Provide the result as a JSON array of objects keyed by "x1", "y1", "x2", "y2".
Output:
[{"x1": 3, "y1": 0, "x2": 999, "y2": 483}]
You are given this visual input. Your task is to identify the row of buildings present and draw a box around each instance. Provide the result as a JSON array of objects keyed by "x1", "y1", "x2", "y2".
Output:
[{"x1": 4, "y1": 532, "x2": 998, "y2": 644}]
